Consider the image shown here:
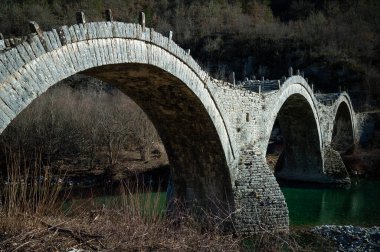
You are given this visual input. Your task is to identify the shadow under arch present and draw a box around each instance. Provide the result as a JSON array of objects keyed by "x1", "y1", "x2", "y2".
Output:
[
  {"x1": 269, "y1": 94, "x2": 324, "y2": 182},
  {"x1": 83, "y1": 63, "x2": 234, "y2": 213},
  {"x1": 332, "y1": 101, "x2": 355, "y2": 153}
]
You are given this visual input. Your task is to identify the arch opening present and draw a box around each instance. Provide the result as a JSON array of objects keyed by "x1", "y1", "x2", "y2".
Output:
[
  {"x1": 0, "y1": 76, "x2": 171, "y2": 192},
  {"x1": 266, "y1": 94, "x2": 323, "y2": 182},
  {"x1": 81, "y1": 63, "x2": 234, "y2": 214},
  {"x1": 266, "y1": 119, "x2": 284, "y2": 171},
  {"x1": 0, "y1": 63, "x2": 234, "y2": 217},
  {"x1": 0, "y1": 29, "x2": 238, "y2": 222},
  {"x1": 332, "y1": 102, "x2": 354, "y2": 154}
]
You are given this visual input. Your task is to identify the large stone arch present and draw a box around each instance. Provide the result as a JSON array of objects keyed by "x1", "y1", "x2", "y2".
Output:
[
  {"x1": 263, "y1": 77, "x2": 324, "y2": 182},
  {"x1": 331, "y1": 94, "x2": 355, "y2": 153},
  {"x1": 0, "y1": 22, "x2": 235, "y2": 216}
]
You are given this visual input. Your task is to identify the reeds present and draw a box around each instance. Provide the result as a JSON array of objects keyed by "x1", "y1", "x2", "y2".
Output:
[{"x1": 0, "y1": 149, "x2": 65, "y2": 217}]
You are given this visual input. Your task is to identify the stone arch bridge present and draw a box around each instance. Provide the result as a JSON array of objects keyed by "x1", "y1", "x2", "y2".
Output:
[{"x1": 0, "y1": 13, "x2": 356, "y2": 233}]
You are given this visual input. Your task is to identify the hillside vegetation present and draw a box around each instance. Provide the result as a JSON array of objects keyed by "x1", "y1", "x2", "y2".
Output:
[{"x1": 0, "y1": 76, "x2": 165, "y2": 185}]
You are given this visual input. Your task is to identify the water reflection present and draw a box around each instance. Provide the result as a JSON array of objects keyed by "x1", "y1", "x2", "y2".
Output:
[{"x1": 281, "y1": 180, "x2": 380, "y2": 226}]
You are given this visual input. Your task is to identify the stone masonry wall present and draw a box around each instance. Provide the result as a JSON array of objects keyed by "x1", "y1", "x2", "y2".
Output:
[
  {"x1": 233, "y1": 146, "x2": 289, "y2": 234},
  {"x1": 208, "y1": 80, "x2": 263, "y2": 179}
]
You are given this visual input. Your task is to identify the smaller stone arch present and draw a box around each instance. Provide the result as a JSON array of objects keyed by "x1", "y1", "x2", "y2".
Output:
[
  {"x1": 331, "y1": 94, "x2": 355, "y2": 153},
  {"x1": 263, "y1": 76, "x2": 325, "y2": 182}
]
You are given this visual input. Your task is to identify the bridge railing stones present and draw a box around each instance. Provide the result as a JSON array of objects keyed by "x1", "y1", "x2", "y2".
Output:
[
  {"x1": 315, "y1": 93, "x2": 341, "y2": 106},
  {"x1": 105, "y1": 9, "x2": 113, "y2": 22},
  {"x1": 288, "y1": 66, "x2": 293, "y2": 77},
  {"x1": 240, "y1": 80, "x2": 280, "y2": 93},
  {"x1": 0, "y1": 34, "x2": 5, "y2": 51}
]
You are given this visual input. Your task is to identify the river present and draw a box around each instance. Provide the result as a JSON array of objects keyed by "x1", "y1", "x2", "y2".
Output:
[
  {"x1": 281, "y1": 179, "x2": 380, "y2": 226},
  {"x1": 67, "y1": 179, "x2": 380, "y2": 227}
]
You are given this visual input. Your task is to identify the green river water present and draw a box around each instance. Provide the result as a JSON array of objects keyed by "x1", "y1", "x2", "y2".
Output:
[
  {"x1": 281, "y1": 179, "x2": 380, "y2": 226},
  {"x1": 71, "y1": 179, "x2": 380, "y2": 227}
]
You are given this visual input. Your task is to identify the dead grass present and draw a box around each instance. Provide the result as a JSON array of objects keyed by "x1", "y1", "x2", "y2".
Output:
[
  {"x1": 0, "y1": 151, "x2": 333, "y2": 251},
  {"x1": 0, "y1": 209, "x2": 242, "y2": 251},
  {"x1": 0, "y1": 193, "x2": 240, "y2": 251},
  {"x1": 0, "y1": 152, "x2": 240, "y2": 251},
  {"x1": 266, "y1": 154, "x2": 280, "y2": 171}
]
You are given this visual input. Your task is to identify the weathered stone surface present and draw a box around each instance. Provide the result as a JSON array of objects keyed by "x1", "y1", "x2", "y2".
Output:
[
  {"x1": 105, "y1": 9, "x2": 113, "y2": 22},
  {"x1": 0, "y1": 21, "x2": 357, "y2": 234},
  {"x1": 0, "y1": 40, "x2": 5, "y2": 51},
  {"x1": 234, "y1": 145, "x2": 289, "y2": 233}
]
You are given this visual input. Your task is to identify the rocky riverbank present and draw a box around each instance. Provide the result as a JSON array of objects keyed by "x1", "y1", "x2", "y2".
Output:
[{"x1": 312, "y1": 225, "x2": 380, "y2": 251}]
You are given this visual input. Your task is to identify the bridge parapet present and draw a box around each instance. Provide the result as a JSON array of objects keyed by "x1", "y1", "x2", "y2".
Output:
[
  {"x1": 0, "y1": 34, "x2": 5, "y2": 51},
  {"x1": 315, "y1": 93, "x2": 341, "y2": 105},
  {"x1": 0, "y1": 21, "x2": 210, "y2": 90}
]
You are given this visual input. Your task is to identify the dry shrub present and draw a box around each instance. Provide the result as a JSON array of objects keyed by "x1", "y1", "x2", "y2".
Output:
[
  {"x1": 0, "y1": 77, "x2": 163, "y2": 170},
  {"x1": 0, "y1": 152, "x2": 64, "y2": 216},
  {"x1": 0, "y1": 149, "x2": 66, "y2": 235}
]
